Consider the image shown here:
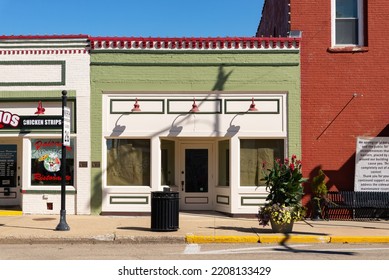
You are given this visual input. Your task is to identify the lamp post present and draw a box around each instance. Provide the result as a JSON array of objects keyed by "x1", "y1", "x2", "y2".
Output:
[{"x1": 56, "y1": 90, "x2": 70, "y2": 231}]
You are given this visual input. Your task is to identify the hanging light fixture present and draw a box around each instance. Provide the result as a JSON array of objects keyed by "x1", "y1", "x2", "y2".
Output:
[
  {"x1": 190, "y1": 97, "x2": 200, "y2": 113},
  {"x1": 35, "y1": 101, "x2": 45, "y2": 115},
  {"x1": 248, "y1": 97, "x2": 258, "y2": 112},
  {"x1": 131, "y1": 98, "x2": 141, "y2": 112}
]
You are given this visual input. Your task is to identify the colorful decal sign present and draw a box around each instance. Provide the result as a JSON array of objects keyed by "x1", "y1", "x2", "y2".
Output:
[{"x1": 31, "y1": 139, "x2": 74, "y2": 186}]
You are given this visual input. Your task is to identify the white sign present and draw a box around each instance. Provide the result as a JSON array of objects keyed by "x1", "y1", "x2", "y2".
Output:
[
  {"x1": 355, "y1": 137, "x2": 389, "y2": 191},
  {"x1": 63, "y1": 106, "x2": 71, "y2": 147}
]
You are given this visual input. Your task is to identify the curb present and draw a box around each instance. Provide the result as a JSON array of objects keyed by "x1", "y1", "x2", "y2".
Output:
[
  {"x1": 259, "y1": 235, "x2": 330, "y2": 243},
  {"x1": 0, "y1": 235, "x2": 186, "y2": 245},
  {"x1": 0, "y1": 211, "x2": 23, "y2": 216},
  {"x1": 186, "y1": 235, "x2": 259, "y2": 243},
  {"x1": 1, "y1": 235, "x2": 389, "y2": 245},
  {"x1": 330, "y1": 236, "x2": 389, "y2": 243},
  {"x1": 185, "y1": 235, "x2": 389, "y2": 244}
]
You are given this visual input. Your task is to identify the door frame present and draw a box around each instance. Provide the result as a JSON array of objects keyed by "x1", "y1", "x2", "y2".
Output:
[{"x1": 178, "y1": 141, "x2": 215, "y2": 211}]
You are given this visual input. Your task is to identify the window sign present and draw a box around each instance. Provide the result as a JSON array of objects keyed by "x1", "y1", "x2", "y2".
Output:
[
  {"x1": 0, "y1": 145, "x2": 17, "y2": 188},
  {"x1": 31, "y1": 139, "x2": 74, "y2": 186}
]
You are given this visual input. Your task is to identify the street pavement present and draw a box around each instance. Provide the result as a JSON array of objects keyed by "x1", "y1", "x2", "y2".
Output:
[{"x1": 0, "y1": 211, "x2": 389, "y2": 244}]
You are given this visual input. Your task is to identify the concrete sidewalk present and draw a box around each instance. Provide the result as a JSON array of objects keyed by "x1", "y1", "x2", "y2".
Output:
[{"x1": 0, "y1": 211, "x2": 389, "y2": 244}]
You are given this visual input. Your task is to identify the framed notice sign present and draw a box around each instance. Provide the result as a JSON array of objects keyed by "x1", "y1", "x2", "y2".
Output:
[
  {"x1": 63, "y1": 106, "x2": 71, "y2": 147},
  {"x1": 355, "y1": 137, "x2": 389, "y2": 191}
]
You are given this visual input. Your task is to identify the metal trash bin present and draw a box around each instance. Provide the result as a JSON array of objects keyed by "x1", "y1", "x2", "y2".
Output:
[{"x1": 151, "y1": 190, "x2": 179, "y2": 231}]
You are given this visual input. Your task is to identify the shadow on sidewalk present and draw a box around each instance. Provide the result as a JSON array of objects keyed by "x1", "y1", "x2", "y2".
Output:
[
  {"x1": 0, "y1": 224, "x2": 55, "y2": 231},
  {"x1": 311, "y1": 221, "x2": 389, "y2": 231},
  {"x1": 117, "y1": 226, "x2": 152, "y2": 232},
  {"x1": 274, "y1": 234, "x2": 355, "y2": 256}
]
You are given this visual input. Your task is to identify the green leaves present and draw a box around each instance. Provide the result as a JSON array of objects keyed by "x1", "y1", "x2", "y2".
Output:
[{"x1": 263, "y1": 155, "x2": 306, "y2": 208}]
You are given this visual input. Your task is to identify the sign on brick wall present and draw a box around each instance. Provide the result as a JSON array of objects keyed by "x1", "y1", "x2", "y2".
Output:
[{"x1": 355, "y1": 137, "x2": 389, "y2": 191}]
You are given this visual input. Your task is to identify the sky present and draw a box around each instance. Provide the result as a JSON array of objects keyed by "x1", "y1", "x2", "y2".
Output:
[{"x1": 0, "y1": 0, "x2": 264, "y2": 38}]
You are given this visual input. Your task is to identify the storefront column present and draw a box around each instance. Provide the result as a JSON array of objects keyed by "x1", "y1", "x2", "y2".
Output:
[
  {"x1": 230, "y1": 136, "x2": 240, "y2": 214},
  {"x1": 151, "y1": 137, "x2": 161, "y2": 192}
]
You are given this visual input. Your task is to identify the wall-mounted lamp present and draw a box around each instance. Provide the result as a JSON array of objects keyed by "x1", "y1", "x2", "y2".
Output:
[
  {"x1": 131, "y1": 98, "x2": 141, "y2": 112},
  {"x1": 248, "y1": 97, "x2": 258, "y2": 112},
  {"x1": 35, "y1": 101, "x2": 45, "y2": 115},
  {"x1": 190, "y1": 97, "x2": 200, "y2": 113}
]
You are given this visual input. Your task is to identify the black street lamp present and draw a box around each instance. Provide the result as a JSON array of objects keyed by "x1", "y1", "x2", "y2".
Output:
[{"x1": 56, "y1": 90, "x2": 70, "y2": 231}]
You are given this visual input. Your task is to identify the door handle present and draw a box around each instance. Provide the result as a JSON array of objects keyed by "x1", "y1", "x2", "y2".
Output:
[
  {"x1": 181, "y1": 181, "x2": 184, "y2": 191},
  {"x1": 18, "y1": 176, "x2": 20, "y2": 186}
]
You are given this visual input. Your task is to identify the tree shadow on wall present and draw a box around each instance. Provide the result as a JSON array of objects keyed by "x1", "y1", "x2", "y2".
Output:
[{"x1": 212, "y1": 65, "x2": 233, "y2": 91}]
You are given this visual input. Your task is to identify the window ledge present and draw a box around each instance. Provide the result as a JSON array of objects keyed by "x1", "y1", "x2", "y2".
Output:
[{"x1": 327, "y1": 46, "x2": 368, "y2": 53}]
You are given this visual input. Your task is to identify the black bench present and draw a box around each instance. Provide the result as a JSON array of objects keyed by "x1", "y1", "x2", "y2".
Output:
[{"x1": 325, "y1": 191, "x2": 389, "y2": 220}]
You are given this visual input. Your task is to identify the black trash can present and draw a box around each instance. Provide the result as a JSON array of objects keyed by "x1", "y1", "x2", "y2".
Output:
[{"x1": 151, "y1": 191, "x2": 179, "y2": 231}]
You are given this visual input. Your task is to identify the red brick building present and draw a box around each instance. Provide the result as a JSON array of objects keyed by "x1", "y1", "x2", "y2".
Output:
[{"x1": 257, "y1": 0, "x2": 389, "y2": 204}]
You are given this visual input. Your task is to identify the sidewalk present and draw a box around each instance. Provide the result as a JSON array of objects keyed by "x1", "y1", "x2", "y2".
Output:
[{"x1": 1, "y1": 211, "x2": 389, "y2": 244}]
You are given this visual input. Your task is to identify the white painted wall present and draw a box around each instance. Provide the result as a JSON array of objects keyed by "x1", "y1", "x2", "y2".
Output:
[{"x1": 0, "y1": 39, "x2": 91, "y2": 215}]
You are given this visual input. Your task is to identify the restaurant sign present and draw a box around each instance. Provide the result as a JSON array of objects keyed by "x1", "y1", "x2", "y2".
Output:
[{"x1": 0, "y1": 110, "x2": 62, "y2": 130}]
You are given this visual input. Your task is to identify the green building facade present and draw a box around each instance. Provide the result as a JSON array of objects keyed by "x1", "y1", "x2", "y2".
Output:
[{"x1": 89, "y1": 37, "x2": 301, "y2": 215}]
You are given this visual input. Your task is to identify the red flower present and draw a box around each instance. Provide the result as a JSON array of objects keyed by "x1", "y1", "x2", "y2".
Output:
[{"x1": 289, "y1": 163, "x2": 295, "y2": 171}]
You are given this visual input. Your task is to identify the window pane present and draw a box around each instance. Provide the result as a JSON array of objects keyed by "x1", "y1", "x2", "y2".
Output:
[
  {"x1": 218, "y1": 140, "x2": 230, "y2": 186},
  {"x1": 106, "y1": 139, "x2": 150, "y2": 186},
  {"x1": 31, "y1": 139, "x2": 74, "y2": 186},
  {"x1": 336, "y1": 0, "x2": 357, "y2": 18},
  {"x1": 185, "y1": 149, "x2": 208, "y2": 193},
  {"x1": 240, "y1": 139, "x2": 284, "y2": 186},
  {"x1": 161, "y1": 140, "x2": 175, "y2": 186},
  {"x1": 336, "y1": 19, "x2": 358, "y2": 44}
]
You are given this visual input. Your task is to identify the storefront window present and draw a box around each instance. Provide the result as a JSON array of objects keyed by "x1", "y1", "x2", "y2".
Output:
[
  {"x1": 106, "y1": 139, "x2": 150, "y2": 186},
  {"x1": 218, "y1": 140, "x2": 230, "y2": 186},
  {"x1": 31, "y1": 139, "x2": 74, "y2": 186},
  {"x1": 161, "y1": 140, "x2": 175, "y2": 186},
  {"x1": 240, "y1": 139, "x2": 284, "y2": 186}
]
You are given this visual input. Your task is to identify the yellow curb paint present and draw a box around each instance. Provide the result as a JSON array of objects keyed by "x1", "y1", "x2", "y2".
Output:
[
  {"x1": 330, "y1": 236, "x2": 389, "y2": 243},
  {"x1": 186, "y1": 235, "x2": 259, "y2": 243},
  {"x1": 0, "y1": 210, "x2": 22, "y2": 216},
  {"x1": 259, "y1": 235, "x2": 331, "y2": 244}
]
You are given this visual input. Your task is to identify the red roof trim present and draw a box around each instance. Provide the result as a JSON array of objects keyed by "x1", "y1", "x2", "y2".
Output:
[
  {"x1": 0, "y1": 34, "x2": 89, "y2": 40},
  {"x1": 90, "y1": 36, "x2": 299, "y2": 42},
  {"x1": 90, "y1": 37, "x2": 301, "y2": 50}
]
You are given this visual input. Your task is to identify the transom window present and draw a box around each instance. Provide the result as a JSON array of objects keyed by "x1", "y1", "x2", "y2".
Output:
[{"x1": 332, "y1": 0, "x2": 364, "y2": 46}]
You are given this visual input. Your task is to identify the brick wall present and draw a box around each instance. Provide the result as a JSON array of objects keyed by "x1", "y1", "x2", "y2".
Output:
[
  {"x1": 256, "y1": 0, "x2": 290, "y2": 37},
  {"x1": 288, "y1": 0, "x2": 389, "y2": 204}
]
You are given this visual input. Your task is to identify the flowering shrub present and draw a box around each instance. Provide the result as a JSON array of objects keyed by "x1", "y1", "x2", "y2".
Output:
[{"x1": 258, "y1": 155, "x2": 307, "y2": 226}]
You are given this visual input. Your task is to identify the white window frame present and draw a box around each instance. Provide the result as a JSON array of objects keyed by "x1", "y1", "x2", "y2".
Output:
[{"x1": 331, "y1": 0, "x2": 364, "y2": 47}]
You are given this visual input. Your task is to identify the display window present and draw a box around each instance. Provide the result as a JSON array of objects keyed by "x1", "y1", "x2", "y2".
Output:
[{"x1": 106, "y1": 139, "x2": 150, "y2": 186}]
